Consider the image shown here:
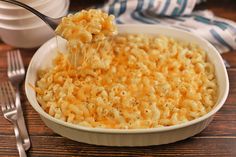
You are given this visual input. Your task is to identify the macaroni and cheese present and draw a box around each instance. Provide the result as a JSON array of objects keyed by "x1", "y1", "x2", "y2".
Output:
[
  {"x1": 35, "y1": 9, "x2": 217, "y2": 129},
  {"x1": 56, "y1": 9, "x2": 117, "y2": 69}
]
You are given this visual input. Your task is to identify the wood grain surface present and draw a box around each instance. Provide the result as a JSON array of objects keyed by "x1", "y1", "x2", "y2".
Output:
[{"x1": 0, "y1": 0, "x2": 236, "y2": 156}]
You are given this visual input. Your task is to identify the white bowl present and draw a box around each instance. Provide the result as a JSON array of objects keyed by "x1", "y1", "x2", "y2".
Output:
[
  {"x1": 0, "y1": 0, "x2": 50, "y2": 9},
  {"x1": 0, "y1": 0, "x2": 64, "y2": 17},
  {"x1": 25, "y1": 25, "x2": 229, "y2": 146},
  {"x1": 0, "y1": 0, "x2": 69, "y2": 48},
  {"x1": 0, "y1": 0, "x2": 69, "y2": 28},
  {"x1": 0, "y1": 24, "x2": 54, "y2": 48},
  {"x1": 0, "y1": 0, "x2": 41, "y2": 8}
]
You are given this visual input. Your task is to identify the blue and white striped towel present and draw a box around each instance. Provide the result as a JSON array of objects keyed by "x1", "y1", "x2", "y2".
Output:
[{"x1": 101, "y1": 0, "x2": 236, "y2": 53}]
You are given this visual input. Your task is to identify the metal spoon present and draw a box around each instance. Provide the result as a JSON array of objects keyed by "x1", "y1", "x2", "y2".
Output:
[{"x1": 0, "y1": 0, "x2": 62, "y2": 30}]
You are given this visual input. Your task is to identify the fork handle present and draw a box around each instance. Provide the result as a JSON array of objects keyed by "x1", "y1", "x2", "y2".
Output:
[
  {"x1": 13, "y1": 121, "x2": 27, "y2": 157},
  {"x1": 15, "y1": 86, "x2": 31, "y2": 150}
]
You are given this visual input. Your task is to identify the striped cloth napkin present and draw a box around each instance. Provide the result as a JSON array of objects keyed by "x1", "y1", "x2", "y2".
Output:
[{"x1": 101, "y1": 0, "x2": 236, "y2": 53}]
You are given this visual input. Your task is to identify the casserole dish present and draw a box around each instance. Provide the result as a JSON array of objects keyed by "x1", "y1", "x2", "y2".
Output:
[{"x1": 25, "y1": 24, "x2": 229, "y2": 146}]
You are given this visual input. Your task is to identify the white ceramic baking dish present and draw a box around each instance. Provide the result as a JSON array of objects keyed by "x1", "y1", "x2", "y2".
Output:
[{"x1": 25, "y1": 24, "x2": 229, "y2": 146}]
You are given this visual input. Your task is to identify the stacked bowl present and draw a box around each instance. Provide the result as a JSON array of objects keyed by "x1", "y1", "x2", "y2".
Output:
[{"x1": 0, "y1": 0, "x2": 70, "y2": 48}]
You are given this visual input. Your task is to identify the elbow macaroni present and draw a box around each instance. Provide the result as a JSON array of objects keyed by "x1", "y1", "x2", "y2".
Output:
[
  {"x1": 56, "y1": 9, "x2": 117, "y2": 69},
  {"x1": 35, "y1": 9, "x2": 217, "y2": 129}
]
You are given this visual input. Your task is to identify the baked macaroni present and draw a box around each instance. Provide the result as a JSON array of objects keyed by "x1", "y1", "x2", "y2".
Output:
[
  {"x1": 56, "y1": 9, "x2": 117, "y2": 69},
  {"x1": 35, "y1": 9, "x2": 217, "y2": 129}
]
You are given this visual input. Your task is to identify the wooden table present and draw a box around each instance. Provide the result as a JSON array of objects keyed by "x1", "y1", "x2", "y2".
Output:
[{"x1": 0, "y1": 0, "x2": 236, "y2": 156}]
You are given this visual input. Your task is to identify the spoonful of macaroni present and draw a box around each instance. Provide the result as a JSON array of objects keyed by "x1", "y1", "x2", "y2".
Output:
[
  {"x1": 56, "y1": 9, "x2": 117, "y2": 43},
  {"x1": 55, "y1": 9, "x2": 118, "y2": 69}
]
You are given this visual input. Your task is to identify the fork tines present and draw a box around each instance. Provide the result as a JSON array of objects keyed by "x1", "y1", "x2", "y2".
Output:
[
  {"x1": 7, "y1": 50, "x2": 25, "y2": 77},
  {"x1": 0, "y1": 82, "x2": 16, "y2": 112}
]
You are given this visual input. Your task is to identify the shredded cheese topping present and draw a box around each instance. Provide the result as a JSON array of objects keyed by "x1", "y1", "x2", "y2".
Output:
[
  {"x1": 35, "y1": 9, "x2": 217, "y2": 129},
  {"x1": 56, "y1": 9, "x2": 117, "y2": 69}
]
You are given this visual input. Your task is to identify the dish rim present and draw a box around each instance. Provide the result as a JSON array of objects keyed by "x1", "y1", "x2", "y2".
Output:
[{"x1": 25, "y1": 24, "x2": 229, "y2": 134}]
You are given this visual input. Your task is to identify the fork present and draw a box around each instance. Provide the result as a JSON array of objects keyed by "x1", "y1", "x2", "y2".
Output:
[
  {"x1": 0, "y1": 82, "x2": 27, "y2": 157},
  {"x1": 7, "y1": 50, "x2": 31, "y2": 151}
]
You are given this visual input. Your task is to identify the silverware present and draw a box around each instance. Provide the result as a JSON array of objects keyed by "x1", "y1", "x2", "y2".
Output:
[
  {"x1": 0, "y1": 0, "x2": 61, "y2": 30},
  {"x1": 0, "y1": 82, "x2": 27, "y2": 157},
  {"x1": 7, "y1": 50, "x2": 31, "y2": 151}
]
